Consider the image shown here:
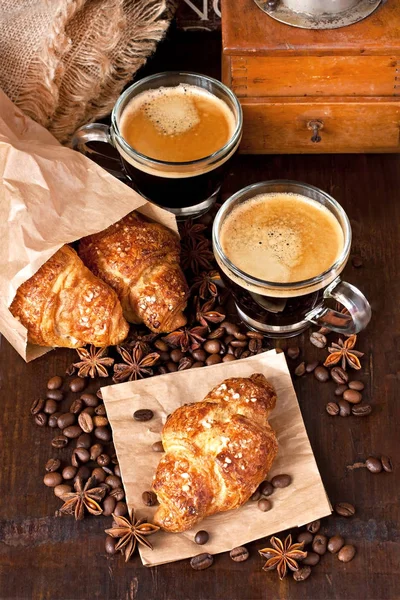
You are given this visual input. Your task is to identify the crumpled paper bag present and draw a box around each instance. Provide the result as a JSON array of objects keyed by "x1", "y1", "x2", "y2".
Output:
[
  {"x1": 102, "y1": 350, "x2": 332, "y2": 566},
  {"x1": 0, "y1": 90, "x2": 177, "y2": 361}
]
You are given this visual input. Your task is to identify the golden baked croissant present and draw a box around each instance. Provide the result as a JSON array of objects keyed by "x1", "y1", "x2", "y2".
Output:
[
  {"x1": 78, "y1": 212, "x2": 188, "y2": 333},
  {"x1": 153, "y1": 374, "x2": 278, "y2": 532},
  {"x1": 10, "y1": 245, "x2": 129, "y2": 348}
]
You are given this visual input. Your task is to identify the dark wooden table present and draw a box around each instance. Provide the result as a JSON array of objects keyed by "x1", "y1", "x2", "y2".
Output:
[{"x1": 1, "y1": 29, "x2": 399, "y2": 600}]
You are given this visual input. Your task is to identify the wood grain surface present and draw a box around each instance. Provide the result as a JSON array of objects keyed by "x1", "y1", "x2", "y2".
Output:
[{"x1": 0, "y1": 29, "x2": 399, "y2": 600}]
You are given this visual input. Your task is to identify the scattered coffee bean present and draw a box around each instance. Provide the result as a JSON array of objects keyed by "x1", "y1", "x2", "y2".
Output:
[
  {"x1": 351, "y1": 255, "x2": 363, "y2": 268},
  {"x1": 190, "y1": 553, "x2": 213, "y2": 571},
  {"x1": 250, "y1": 489, "x2": 261, "y2": 501},
  {"x1": 326, "y1": 402, "x2": 339, "y2": 416},
  {"x1": 57, "y1": 413, "x2": 76, "y2": 430},
  {"x1": 335, "y1": 384, "x2": 348, "y2": 396},
  {"x1": 45, "y1": 458, "x2": 61, "y2": 472},
  {"x1": 133, "y1": 409, "x2": 154, "y2": 422},
  {"x1": 366, "y1": 456, "x2": 383, "y2": 473},
  {"x1": 348, "y1": 380, "x2": 364, "y2": 391},
  {"x1": 352, "y1": 404, "x2": 372, "y2": 417},
  {"x1": 287, "y1": 346, "x2": 300, "y2": 360},
  {"x1": 152, "y1": 441, "x2": 164, "y2": 452},
  {"x1": 114, "y1": 465, "x2": 121, "y2": 478},
  {"x1": 306, "y1": 520, "x2": 321, "y2": 534},
  {"x1": 43, "y1": 399, "x2": 58, "y2": 415},
  {"x1": 92, "y1": 467, "x2": 107, "y2": 483},
  {"x1": 221, "y1": 321, "x2": 240, "y2": 336},
  {"x1": 192, "y1": 348, "x2": 207, "y2": 362},
  {"x1": 271, "y1": 474, "x2": 291, "y2": 488},
  {"x1": 338, "y1": 545, "x2": 356, "y2": 563},
  {"x1": 258, "y1": 481, "x2": 274, "y2": 496},
  {"x1": 330, "y1": 366, "x2": 349, "y2": 385},
  {"x1": 178, "y1": 357, "x2": 193, "y2": 371},
  {"x1": 204, "y1": 340, "x2": 221, "y2": 354},
  {"x1": 80, "y1": 393, "x2": 98, "y2": 407},
  {"x1": 343, "y1": 389, "x2": 362, "y2": 405},
  {"x1": 257, "y1": 498, "x2": 272, "y2": 512},
  {"x1": 47, "y1": 375, "x2": 63, "y2": 390},
  {"x1": 314, "y1": 366, "x2": 330, "y2": 382},
  {"x1": 302, "y1": 552, "x2": 320, "y2": 566},
  {"x1": 78, "y1": 412, "x2": 94, "y2": 433},
  {"x1": 230, "y1": 546, "x2": 249, "y2": 562},
  {"x1": 105, "y1": 475, "x2": 122, "y2": 489},
  {"x1": 381, "y1": 455, "x2": 393, "y2": 473},
  {"x1": 76, "y1": 433, "x2": 92, "y2": 449},
  {"x1": 110, "y1": 487, "x2": 125, "y2": 501},
  {"x1": 95, "y1": 404, "x2": 107, "y2": 417},
  {"x1": 154, "y1": 339, "x2": 169, "y2": 352},
  {"x1": 297, "y1": 531, "x2": 313, "y2": 545},
  {"x1": 82, "y1": 406, "x2": 95, "y2": 416},
  {"x1": 30, "y1": 398, "x2": 45, "y2": 415},
  {"x1": 35, "y1": 412, "x2": 48, "y2": 427},
  {"x1": 69, "y1": 377, "x2": 87, "y2": 393},
  {"x1": 310, "y1": 332, "x2": 327, "y2": 349},
  {"x1": 312, "y1": 534, "x2": 327, "y2": 555},
  {"x1": 170, "y1": 349, "x2": 184, "y2": 363},
  {"x1": 72, "y1": 447, "x2": 90, "y2": 465},
  {"x1": 338, "y1": 399, "x2": 351, "y2": 417},
  {"x1": 69, "y1": 398, "x2": 84, "y2": 414},
  {"x1": 294, "y1": 362, "x2": 306, "y2": 377},
  {"x1": 89, "y1": 443, "x2": 103, "y2": 461},
  {"x1": 51, "y1": 434, "x2": 68, "y2": 448},
  {"x1": 114, "y1": 501, "x2": 128, "y2": 517},
  {"x1": 142, "y1": 490, "x2": 157, "y2": 506},
  {"x1": 105, "y1": 536, "x2": 117, "y2": 555},
  {"x1": 63, "y1": 425, "x2": 83, "y2": 439},
  {"x1": 159, "y1": 354, "x2": 170, "y2": 365},
  {"x1": 234, "y1": 331, "x2": 247, "y2": 341},
  {"x1": 305, "y1": 361, "x2": 319, "y2": 373},
  {"x1": 328, "y1": 535, "x2": 345, "y2": 554},
  {"x1": 46, "y1": 389, "x2": 64, "y2": 402},
  {"x1": 102, "y1": 495, "x2": 117, "y2": 516},
  {"x1": 43, "y1": 472, "x2": 63, "y2": 488},
  {"x1": 222, "y1": 355, "x2": 235, "y2": 363},
  {"x1": 62, "y1": 465, "x2": 78, "y2": 480},
  {"x1": 335, "y1": 502, "x2": 355, "y2": 517},
  {"x1": 194, "y1": 530, "x2": 209, "y2": 545},
  {"x1": 75, "y1": 465, "x2": 91, "y2": 481},
  {"x1": 48, "y1": 412, "x2": 62, "y2": 428},
  {"x1": 248, "y1": 338, "x2": 262, "y2": 353},
  {"x1": 206, "y1": 354, "x2": 222, "y2": 366},
  {"x1": 54, "y1": 484, "x2": 72, "y2": 498},
  {"x1": 94, "y1": 427, "x2": 112, "y2": 442},
  {"x1": 293, "y1": 566, "x2": 311, "y2": 582}
]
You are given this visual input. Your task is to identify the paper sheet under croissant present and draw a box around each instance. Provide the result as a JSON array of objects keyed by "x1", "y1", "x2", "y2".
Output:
[
  {"x1": 102, "y1": 350, "x2": 332, "y2": 567},
  {"x1": 0, "y1": 90, "x2": 178, "y2": 362}
]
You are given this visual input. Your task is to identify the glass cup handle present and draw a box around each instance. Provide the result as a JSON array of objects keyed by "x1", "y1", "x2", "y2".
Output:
[
  {"x1": 305, "y1": 276, "x2": 371, "y2": 335},
  {"x1": 71, "y1": 123, "x2": 125, "y2": 180}
]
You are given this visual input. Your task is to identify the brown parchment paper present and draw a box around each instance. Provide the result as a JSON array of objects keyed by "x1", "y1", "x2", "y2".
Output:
[
  {"x1": 102, "y1": 349, "x2": 332, "y2": 567},
  {"x1": 0, "y1": 90, "x2": 177, "y2": 361}
]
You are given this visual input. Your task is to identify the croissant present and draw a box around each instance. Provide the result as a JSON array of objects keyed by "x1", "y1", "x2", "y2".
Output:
[
  {"x1": 78, "y1": 212, "x2": 188, "y2": 333},
  {"x1": 152, "y1": 373, "x2": 278, "y2": 532},
  {"x1": 9, "y1": 245, "x2": 129, "y2": 348}
]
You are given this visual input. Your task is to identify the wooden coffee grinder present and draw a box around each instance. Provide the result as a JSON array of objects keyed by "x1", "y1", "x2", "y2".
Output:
[{"x1": 221, "y1": 0, "x2": 400, "y2": 153}]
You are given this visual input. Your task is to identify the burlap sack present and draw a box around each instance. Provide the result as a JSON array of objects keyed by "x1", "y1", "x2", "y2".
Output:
[{"x1": 0, "y1": 0, "x2": 177, "y2": 144}]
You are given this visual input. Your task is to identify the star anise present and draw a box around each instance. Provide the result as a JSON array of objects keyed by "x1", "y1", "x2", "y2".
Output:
[
  {"x1": 195, "y1": 297, "x2": 226, "y2": 328},
  {"x1": 113, "y1": 345, "x2": 159, "y2": 383},
  {"x1": 181, "y1": 237, "x2": 214, "y2": 274},
  {"x1": 323, "y1": 334, "x2": 364, "y2": 370},
  {"x1": 259, "y1": 535, "x2": 307, "y2": 580},
  {"x1": 179, "y1": 218, "x2": 207, "y2": 242},
  {"x1": 191, "y1": 270, "x2": 221, "y2": 299},
  {"x1": 73, "y1": 345, "x2": 114, "y2": 378},
  {"x1": 60, "y1": 476, "x2": 106, "y2": 520},
  {"x1": 162, "y1": 325, "x2": 208, "y2": 353},
  {"x1": 105, "y1": 510, "x2": 160, "y2": 562},
  {"x1": 125, "y1": 331, "x2": 158, "y2": 355}
]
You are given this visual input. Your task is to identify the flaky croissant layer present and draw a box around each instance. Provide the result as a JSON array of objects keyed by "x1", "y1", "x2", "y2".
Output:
[{"x1": 153, "y1": 374, "x2": 278, "y2": 532}]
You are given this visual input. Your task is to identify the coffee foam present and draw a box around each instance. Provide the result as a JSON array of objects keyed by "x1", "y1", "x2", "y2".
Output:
[{"x1": 137, "y1": 89, "x2": 200, "y2": 137}]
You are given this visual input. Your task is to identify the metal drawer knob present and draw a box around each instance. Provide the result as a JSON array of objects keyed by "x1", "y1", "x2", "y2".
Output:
[{"x1": 307, "y1": 120, "x2": 324, "y2": 143}]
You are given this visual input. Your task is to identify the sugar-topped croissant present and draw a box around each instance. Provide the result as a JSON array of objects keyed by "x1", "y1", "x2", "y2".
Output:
[
  {"x1": 10, "y1": 245, "x2": 129, "y2": 348},
  {"x1": 78, "y1": 212, "x2": 188, "y2": 333},
  {"x1": 152, "y1": 374, "x2": 278, "y2": 532}
]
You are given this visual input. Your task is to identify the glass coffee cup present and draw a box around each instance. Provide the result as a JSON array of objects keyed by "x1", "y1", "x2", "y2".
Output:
[
  {"x1": 212, "y1": 180, "x2": 371, "y2": 337},
  {"x1": 72, "y1": 72, "x2": 243, "y2": 219}
]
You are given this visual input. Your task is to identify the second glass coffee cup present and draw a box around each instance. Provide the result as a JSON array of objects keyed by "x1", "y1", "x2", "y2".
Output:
[{"x1": 72, "y1": 72, "x2": 243, "y2": 219}]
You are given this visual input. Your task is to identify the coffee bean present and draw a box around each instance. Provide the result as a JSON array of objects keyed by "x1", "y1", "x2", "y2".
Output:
[
  {"x1": 312, "y1": 534, "x2": 327, "y2": 555},
  {"x1": 95, "y1": 404, "x2": 107, "y2": 417},
  {"x1": 194, "y1": 530, "x2": 209, "y2": 545},
  {"x1": 328, "y1": 535, "x2": 345, "y2": 554},
  {"x1": 63, "y1": 425, "x2": 83, "y2": 439},
  {"x1": 78, "y1": 412, "x2": 94, "y2": 433},
  {"x1": 343, "y1": 389, "x2": 362, "y2": 404},
  {"x1": 258, "y1": 498, "x2": 272, "y2": 512},
  {"x1": 89, "y1": 444, "x2": 103, "y2": 461},
  {"x1": 306, "y1": 520, "x2": 320, "y2": 534},
  {"x1": 230, "y1": 340, "x2": 247, "y2": 348},
  {"x1": 381, "y1": 455, "x2": 393, "y2": 473},
  {"x1": 82, "y1": 407, "x2": 95, "y2": 417},
  {"x1": 51, "y1": 434, "x2": 68, "y2": 448},
  {"x1": 114, "y1": 501, "x2": 128, "y2": 517},
  {"x1": 287, "y1": 346, "x2": 300, "y2": 360},
  {"x1": 170, "y1": 349, "x2": 184, "y2": 363},
  {"x1": 326, "y1": 402, "x2": 339, "y2": 416},
  {"x1": 338, "y1": 545, "x2": 356, "y2": 563},
  {"x1": 338, "y1": 399, "x2": 351, "y2": 417},
  {"x1": 80, "y1": 393, "x2": 98, "y2": 407},
  {"x1": 275, "y1": 347, "x2": 284, "y2": 353},
  {"x1": 314, "y1": 366, "x2": 330, "y2": 382},
  {"x1": 204, "y1": 340, "x2": 221, "y2": 354},
  {"x1": 335, "y1": 502, "x2": 355, "y2": 517},
  {"x1": 35, "y1": 412, "x2": 48, "y2": 427},
  {"x1": 114, "y1": 464, "x2": 121, "y2": 478},
  {"x1": 44, "y1": 472, "x2": 63, "y2": 487},
  {"x1": 75, "y1": 465, "x2": 91, "y2": 481},
  {"x1": 159, "y1": 352, "x2": 170, "y2": 363},
  {"x1": 57, "y1": 413, "x2": 76, "y2": 429},
  {"x1": 105, "y1": 536, "x2": 117, "y2": 555},
  {"x1": 190, "y1": 553, "x2": 213, "y2": 571},
  {"x1": 47, "y1": 375, "x2": 63, "y2": 390},
  {"x1": 46, "y1": 390, "x2": 64, "y2": 402},
  {"x1": 68, "y1": 399, "x2": 83, "y2": 415},
  {"x1": 133, "y1": 409, "x2": 154, "y2": 422},
  {"x1": 105, "y1": 475, "x2": 122, "y2": 489},
  {"x1": 62, "y1": 465, "x2": 77, "y2": 480},
  {"x1": 142, "y1": 490, "x2": 157, "y2": 506},
  {"x1": 294, "y1": 362, "x2": 306, "y2": 377},
  {"x1": 258, "y1": 481, "x2": 274, "y2": 496},
  {"x1": 330, "y1": 366, "x2": 349, "y2": 385},
  {"x1": 30, "y1": 398, "x2": 45, "y2": 415},
  {"x1": 191, "y1": 361, "x2": 204, "y2": 368},
  {"x1": 352, "y1": 404, "x2": 372, "y2": 417},
  {"x1": 152, "y1": 441, "x2": 164, "y2": 452},
  {"x1": 48, "y1": 412, "x2": 61, "y2": 427},
  {"x1": 206, "y1": 354, "x2": 222, "y2": 366},
  {"x1": 348, "y1": 380, "x2": 364, "y2": 391},
  {"x1": 92, "y1": 467, "x2": 107, "y2": 483},
  {"x1": 178, "y1": 357, "x2": 193, "y2": 371},
  {"x1": 54, "y1": 484, "x2": 72, "y2": 498},
  {"x1": 45, "y1": 458, "x2": 61, "y2": 472},
  {"x1": 293, "y1": 566, "x2": 312, "y2": 582},
  {"x1": 335, "y1": 384, "x2": 348, "y2": 396},
  {"x1": 230, "y1": 546, "x2": 249, "y2": 562},
  {"x1": 192, "y1": 348, "x2": 207, "y2": 362},
  {"x1": 154, "y1": 339, "x2": 169, "y2": 352},
  {"x1": 94, "y1": 427, "x2": 112, "y2": 442},
  {"x1": 352, "y1": 255, "x2": 363, "y2": 268},
  {"x1": 234, "y1": 347, "x2": 244, "y2": 359},
  {"x1": 246, "y1": 330, "x2": 264, "y2": 340},
  {"x1": 305, "y1": 361, "x2": 319, "y2": 373},
  {"x1": 97, "y1": 453, "x2": 110, "y2": 467},
  {"x1": 271, "y1": 474, "x2": 291, "y2": 488},
  {"x1": 72, "y1": 447, "x2": 90, "y2": 465},
  {"x1": 44, "y1": 399, "x2": 58, "y2": 415},
  {"x1": 76, "y1": 433, "x2": 92, "y2": 448},
  {"x1": 302, "y1": 552, "x2": 320, "y2": 566},
  {"x1": 297, "y1": 531, "x2": 313, "y2": 545},
  {"x1": 366, "y1": 456, "x2": 383, "y2": 473},
  {"x1": 310, "y1": 332, "x2": 327, "y2": 349},
  {"x1": 221, "y1": 321, "x2": 240, "y2": 336},
  {"x1": 69, "y1": 377, "x2": 87, "y2": 393},
  {"x1": 110, "y1": 487, "x2": 125, "y2": 501},
  {"x1": 250, "y1": 489, "x2": 261, "y2": 501}
]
